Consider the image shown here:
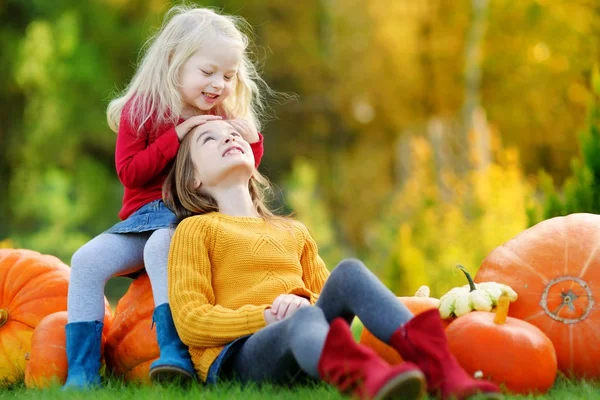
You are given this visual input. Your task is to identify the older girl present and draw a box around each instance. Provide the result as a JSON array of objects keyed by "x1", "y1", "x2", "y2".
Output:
[{"x1": 162, "y1": 120, "x2": 502, "y2": 400}]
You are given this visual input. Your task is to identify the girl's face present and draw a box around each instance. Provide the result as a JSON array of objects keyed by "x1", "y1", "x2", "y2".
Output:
[
  {"x1": 179, "y1": 35, "x2": 243, "y2": 116},
  {"x1": 189, "y1": 120, "x2": 254, "y2": 189}
]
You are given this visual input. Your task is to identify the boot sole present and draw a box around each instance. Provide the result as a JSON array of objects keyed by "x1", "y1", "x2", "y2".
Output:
[
  {"x1": 374, "y1": 369, "x2": 426, "y2": 400},
  {"x1": 149, "y1": 365, "x2": 195, "y2": 385}
]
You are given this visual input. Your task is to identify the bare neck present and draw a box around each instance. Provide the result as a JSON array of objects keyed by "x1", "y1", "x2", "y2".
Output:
[{"x1": 209, "y1": 184, "x2": 259, "y2": 218}]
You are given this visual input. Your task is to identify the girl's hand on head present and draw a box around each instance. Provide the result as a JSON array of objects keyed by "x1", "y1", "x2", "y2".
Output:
[
  {"x1": 228, "y1": 119, "x2": 259, "y2": 144},
  {"x1": 270, "y1": 294, "x2": 310, "y2": 321},
  {"x1": 175, "y1": 115, "x2": 222, "y2": 141}
]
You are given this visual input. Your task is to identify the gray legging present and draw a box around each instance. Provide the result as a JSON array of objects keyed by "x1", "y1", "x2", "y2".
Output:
[
  {"x1": 67, "y1": 229, "x2": 173, "y2": 322},
  {"x1": 228, "y1": 258, "x2": 414, "y2": 382}
]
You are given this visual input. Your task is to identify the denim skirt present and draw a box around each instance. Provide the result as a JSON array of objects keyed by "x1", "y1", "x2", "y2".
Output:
[
  {"x1": 105, "y1": 200, "x2": 177, "y2": 234},
  {"x1": 205, "y1": 336, "x2": 251, "y2": 384}
]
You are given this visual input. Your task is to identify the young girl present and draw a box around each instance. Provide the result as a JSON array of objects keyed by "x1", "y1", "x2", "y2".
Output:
[
  {"x1": 162, "y1": 120, "x2": 502, "y2": 400},
  {"x1": 64, "y1": 6, "x2": 272, "y2": 388}
]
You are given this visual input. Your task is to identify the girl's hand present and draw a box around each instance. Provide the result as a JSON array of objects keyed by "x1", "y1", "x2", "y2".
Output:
[
  {"x1": 264, "y1": 308, "x2": 278, "y2": 325},
  {"x1": 228, "y1": 119, "x2": 259, "y2": 144},
  {"x1": 175, "y1": 115, "x2": 222, "y2": 141},
  {"x1": 270, "y1": 294, "x2": 310, "y2": 321}
]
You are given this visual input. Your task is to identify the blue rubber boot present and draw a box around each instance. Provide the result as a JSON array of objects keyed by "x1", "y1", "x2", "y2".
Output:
[
  {"x1": 148, "y1": 303, "x2": 196, "y2": 383},
  {"x1": 62, "y1": 321, "x2": 103, "y2": 389}
]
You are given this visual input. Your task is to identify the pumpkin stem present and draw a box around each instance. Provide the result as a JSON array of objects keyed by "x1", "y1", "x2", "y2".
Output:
[
  {"x1": 0, "y1": 309, "x2": 7, "y2": 328},
  {"x1": 494, "y1": 293, "x2": 510, "y2": 325},
  {"x1": 456, "y1": 264, "x2": 477, "y2": 292}
]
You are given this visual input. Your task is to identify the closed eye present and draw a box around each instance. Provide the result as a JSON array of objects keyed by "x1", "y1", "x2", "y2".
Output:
[
  {"x1": 201, "y1": 69, "x2": 213, "y2": 76},
  {"x1": 203, "y1": 136, "x2": 214, "y2": 144}
]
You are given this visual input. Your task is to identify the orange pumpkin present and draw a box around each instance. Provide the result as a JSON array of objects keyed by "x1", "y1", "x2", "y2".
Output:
[
  {"x1": 475, "y1": 213, "x2": 600, "y2": 379},
  {"x1": 24, "y1": 306, "x2": 112, "y2": 389},
  {"x1": 445, "y1": 294, "x2": 557, "y2": 394},
  {"x1": 359, "y1": 286, "x2": 448, "y2": 364},
  {"x1": 0, "y1": 249, "x2": 72, "y2": 384},
  {"x1": 105, "y1": 273, "x2": 158, "y2": 383}
]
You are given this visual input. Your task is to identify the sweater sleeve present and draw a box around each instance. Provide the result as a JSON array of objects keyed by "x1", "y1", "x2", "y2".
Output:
[
  {"x1": 115, "y1": 105, "x2": 180, "y2": 189},
  {"x1": 298, "y1": 224, "x2": 331, "y2": 304},
  {"x1": 168, "y1": 216, "x2": 269, "y2": 348},
  {"x1": 250, "y1": 132, "x2": 264, "y2": 168}
]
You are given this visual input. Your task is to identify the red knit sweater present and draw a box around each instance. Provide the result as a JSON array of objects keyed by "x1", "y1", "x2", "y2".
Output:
[{"x1": 114, "y1": 102, "x2": 264, "y2": 220}]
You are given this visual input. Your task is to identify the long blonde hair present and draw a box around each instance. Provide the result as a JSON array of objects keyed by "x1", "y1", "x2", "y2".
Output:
[
  {"x1": 163, "y1": 131, "x2": 285, "y2": 223},
  {"x1": 107, "y1": 5, "x2": 274, "y2": 133}
]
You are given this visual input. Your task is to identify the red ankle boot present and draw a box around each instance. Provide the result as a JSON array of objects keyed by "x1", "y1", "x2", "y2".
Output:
[
  {"x1": 318, "y1": 318, "x2": 426, "y2": 400},
  {"x1": 390, "y1": 309, "x2": 502, "y2": 400}
]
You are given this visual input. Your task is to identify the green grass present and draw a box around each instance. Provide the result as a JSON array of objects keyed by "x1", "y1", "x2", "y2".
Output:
[
  {"x1": 2, "y1": 322, "x2": 596, "y2": 399},
  {"x1": 1, "y1": 381, "x2": 342, "y2": 400},
  {"x1": 2, "y1": 377, "x2": 600, "y2": 399}
]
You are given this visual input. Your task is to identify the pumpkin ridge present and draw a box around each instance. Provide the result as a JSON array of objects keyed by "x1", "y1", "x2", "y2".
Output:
[
  {"x1": 4, "y1": 265, "x2": 68, "y2": 306},
  {"x1": 568, "y1": 324, "x2": 575, "y2": 373},
  {"x1": 578, "y1": 235, "x2": 600, "y2": 279},
  {"x1": 572, "y1": 316, "x2": 600, "y2": 352},
  {"x1": 523, "y1": 309, "x2": 546, "y2": 322},
  {"x1": 3, "y1": 316, "x2": 34, "y2": 330},
  {"x1": 500, "y1": 245, "x2": 550, "y2": 284},
  {"x1": 15, "y1": 269, "x2": 70, "y2": 290},
  {"x1": 0, "y1": 310, "x2": 7, "y2": 328},
  {"x1": 8, "y1": 294, "x2": 69, "y2": 317},
  {"x1": 109, "y1": 318, "x2": 154, "y2": 349}
]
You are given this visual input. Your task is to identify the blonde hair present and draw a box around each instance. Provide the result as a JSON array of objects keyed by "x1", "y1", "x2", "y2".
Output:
[
  {"x1": 163, "y1": 131, "x2": 285, "y2": 223},
  {"x1": 107, "y1": 5, "x2": 274, "y2": 133}
]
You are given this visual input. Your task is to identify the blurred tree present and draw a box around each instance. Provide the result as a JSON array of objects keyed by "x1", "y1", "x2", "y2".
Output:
[
  {"x1": 363, "y1": 133, "x2": 530, "y2": 296},
  {"x1": 528, "y1": 66, "x2": 600, "y2": 224},
  {"x1": 483, "y1": 0, "x2": 600, "y2": 181}
]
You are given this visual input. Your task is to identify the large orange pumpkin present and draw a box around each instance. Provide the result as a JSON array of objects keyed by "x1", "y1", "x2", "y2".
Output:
[
  {"x1": 359, "y1": 286, "x2": 448, "y2": 364},
  {"x1": 24, "y1": 306, "x2": 113, "y2": 389},
  {"x1": 446, "y1": 295, "x2": 557, "y2": 394},
  {"x1": 475, "y1": 213, "x2": 600, "y2": 379},
  {"x1": 0, "y1": 249, "x2": 71, "y2": 384},
  {"x1": 105, "y1": 273, "x2": 158, "y2": 383}
]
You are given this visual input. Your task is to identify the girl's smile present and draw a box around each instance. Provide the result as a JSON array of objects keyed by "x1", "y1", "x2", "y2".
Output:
[{"x1": 179, "y1": 35, "x2": 243, "y2": 115}]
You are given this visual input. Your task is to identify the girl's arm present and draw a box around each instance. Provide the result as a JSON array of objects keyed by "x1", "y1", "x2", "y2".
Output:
[
  {"x1": 295, "y1": 224, "x2": 331, "y2": 304},
  {"x1": 168, "y1": 217, "x2": 269, "y2": 348},
  {"x1": 115, "y1": 107, "x2": 180, "y2": 189}
]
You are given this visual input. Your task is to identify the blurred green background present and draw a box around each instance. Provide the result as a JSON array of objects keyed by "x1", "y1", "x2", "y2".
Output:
[{"x1": 2, "y1": 0, "x2": 600, "y2": 303}]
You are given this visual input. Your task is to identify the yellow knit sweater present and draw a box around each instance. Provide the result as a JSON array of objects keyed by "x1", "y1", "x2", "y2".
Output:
[{"x1": 167, "y1": 212, "x2": 331, "y2": 382}]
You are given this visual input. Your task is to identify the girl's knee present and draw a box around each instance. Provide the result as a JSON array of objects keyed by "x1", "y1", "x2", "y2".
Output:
[
  {"x1": 294, "y1": 305, "x2": 324, "y2": 320},
  {"x1": 330, "y1": 258, "x2": 368, "y2": 279},
  {"x1": 144, "y1": 229, "x2": 172, "y2": 272},
  {"x1": 70, "y1": 249, "x2": 111, "y2": 284},
  {"x1": 71, "y1": 243, "x2": 99, "y2": 273},
  {"x1": 150, "y1": 228, "x2": 173, "y2": 242},
  {"x1": 145, "y1": 229, "x2": 173, "y2": 253},
  {"x1": 286, "y1": 307, "x2": 329, "y2": 343},
  {"x1": 288, "y1": 306, "x2": 325, "y2": 331}
]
